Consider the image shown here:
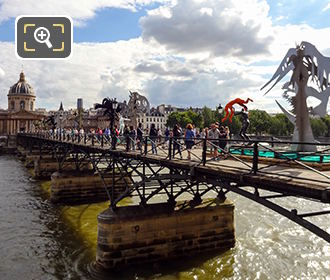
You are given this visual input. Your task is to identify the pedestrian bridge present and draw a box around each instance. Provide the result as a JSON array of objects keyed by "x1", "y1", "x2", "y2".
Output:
[{"x1": 17, "y1": 133, "x2": 330, "y2": 243}]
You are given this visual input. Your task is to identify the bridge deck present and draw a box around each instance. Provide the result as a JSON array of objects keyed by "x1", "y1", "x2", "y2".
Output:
[
  {"x1": 19, "y1": 136, "x2": 330, "y2": 203},
  {"x1": 17, "y1": 134, "x2": 330, "y2": 242},
  {"x1": 109, "y1": 149, "x2": 330, "y2": 203}
]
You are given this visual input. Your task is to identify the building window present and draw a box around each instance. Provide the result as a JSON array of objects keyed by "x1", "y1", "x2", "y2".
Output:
[
  {"x1": 30, "y1": 102, "x2": 33, "y2": 111},
  {"x1": 20, "y1": 100, "x2": 25, "y2": 110},
  {"x1": 11, "y1": 101, "x2": 15, "y2": 110},
  {"x1": 153, "y1": 118, "x2": 156, "y2": 122},
  {"x1": 146, "y1": 118, "x2": 148, "y2": 122}
]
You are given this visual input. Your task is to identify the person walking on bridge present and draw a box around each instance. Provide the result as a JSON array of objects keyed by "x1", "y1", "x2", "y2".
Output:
[
  {"x1": 137, "y1": 123, "x2": 143, "y2": 151},
  {"x1": 173, "y1": 124, "x2": 182, "y2": 159},
  {"x1": 208, "y1": 124, "x2": 220, "y2": 160},
  {"x1": 185, "y1": 123, "x2": 195, "y2": 160},
  {"x1": 149, "y1": 123, "x2": 158, "y2": 154}
]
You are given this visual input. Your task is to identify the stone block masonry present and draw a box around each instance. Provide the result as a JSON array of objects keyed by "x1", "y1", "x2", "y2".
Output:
[
  {"x1": 33, "y1": 157, "x2": 93, "y2": 179},
  {"x1": 96, "y1": 199, "x2": 235, "y2": 270},
  {"x1": 51, "y1": 171, "x2": 131, "y2": 205}
]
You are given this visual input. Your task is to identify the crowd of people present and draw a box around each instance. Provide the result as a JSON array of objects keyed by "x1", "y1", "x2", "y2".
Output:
[{"x1": 48, "y1": 122, "x2": 231, "y2": 161}]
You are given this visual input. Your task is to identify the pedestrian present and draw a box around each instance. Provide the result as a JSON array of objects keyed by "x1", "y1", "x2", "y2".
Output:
[
  {"x1": 123, "y1": 125, "x2": 130, "y2": 151},
  {"x1": 225, "y1": 126, "x2": 231, "y2": 155},
  {"x1": 219, "y1": 126, "x2": 228, "y2": 158},
  {"x1": 137, "y1": 123, "x2": 144, "y2": 150},
  {"x1": 173, "y1": 124, "x2": 182, "y2": 159},
  {"x1": 111, "y1": 125, "x2": 119, "y2": 150},
  {"x1": 165, "y1": 127, "x2": 170, "y2": 144},
  {"x1": 149, "y1": 123, "x2": 158, "y2": 154},
  {"x1": 208, "y1": 124, "x2": 220, "y2": 160},
  {"x1": 104, "y1": 127, "x2": 110, "y2": 142},
  {"x1": 185, "y1": 123, "x2": 195, "y2": 160},
  {"x1": 129, "y1": 125, "x2": 136, "y2": 151}
]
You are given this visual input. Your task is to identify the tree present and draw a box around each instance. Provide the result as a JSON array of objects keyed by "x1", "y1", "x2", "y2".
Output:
[
  {"x1": 166, "y1": 110, "x2": 203, "y2": 129},
  {"x1": 269, "y1": 114, "x2": 294, "y2": 136},
  {"x1": 248, "y1": 110, "x2": 272, "y2": 135},
  {"x1": 186, "y1": 110, "x2": 203, "y2": 128},
  {"x1": 166, "y1": 112, "x2": 181, "y2": 128},
  {"x1": 310, "y1": 118, "x2": 328, "y2": 137},
  {"x1": 201, "y1": 106, "x2": 214, "y2": 128},
  {"x1": 322, "y1": 115, "x2": 330, "y2": 137}
]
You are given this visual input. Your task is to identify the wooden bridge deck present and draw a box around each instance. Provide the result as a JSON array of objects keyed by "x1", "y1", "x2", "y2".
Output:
[
  {"x1": 19, "y1": 136, "x2": 330, "y2": 204},
  {"x1": 105, "y1": 148, "x2": 330, "y2": 204}
]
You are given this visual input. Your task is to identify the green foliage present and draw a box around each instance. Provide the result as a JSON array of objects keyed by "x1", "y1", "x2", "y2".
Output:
[
  {"x1": 322, "y1": 115, "x2": 330, "y2": 137},
  {"x1": 310, "y1": 118, "x2": 328, "y2": 137},
  {"x1": 247, "y1": 110, "x2": 272, "y2": 135},
  {"x1": 201, "y1": 106, "x2": 214, "y2": 128},
  {"x1": 269, "y1": 114, "x2": 294, "y2": 136},
  {"x1": 166, "y1": 110, "x2": 203, "y2": 128},
  {"x1": 166, "y1": 106, "x2": 329, "y2": 137}
]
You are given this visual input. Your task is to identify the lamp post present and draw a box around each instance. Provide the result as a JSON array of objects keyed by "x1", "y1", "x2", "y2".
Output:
[
  {"x1": 110, "y1": 99, "x2": 118, "y2": 150},
  {"x1": 217, "y1": 104, "x2": 223, "y2": 114}
]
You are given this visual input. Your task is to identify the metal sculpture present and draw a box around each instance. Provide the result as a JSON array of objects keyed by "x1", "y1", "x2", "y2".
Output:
[
  {"x1": 222, "y1": 98, "x2": 253, "y2": 123},
  {"x1": 95, "y1": 98, "x2": 121, "y2": 126},
  {"x1": 261, "y1": 41, "x2": 330, "y2": 152},
  {"x1": 43, "y1": 115, "x2": 57, "y2": 131},
  {"x1": 128, "y1": 90, "x2": 150, "y2": 127},
  {"x1": 128, "y1": 91, "x2": 150, "y2": 114}
]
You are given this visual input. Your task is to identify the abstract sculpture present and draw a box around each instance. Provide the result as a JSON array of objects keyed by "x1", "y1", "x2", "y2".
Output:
[
  {"x1": 43, "y1": 115, "x2": 57, "y2": 132},
  {"x1": 222, "y1": 98, "x2": 253, "y2": 123},
  {"x1": 261, "y1": 41, "x2": 330, "y2": 152},
  {"x1": 94, "y1": 97, "x2": 122, "y2": 130},
  {"x1": 127, "y1": 90, "x2": 150, "y2": 127}
]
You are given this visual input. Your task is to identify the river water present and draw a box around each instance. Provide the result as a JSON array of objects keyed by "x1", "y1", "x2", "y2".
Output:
[{"x1": 0, "y1": 155, "x2": 329, "y2": 280}]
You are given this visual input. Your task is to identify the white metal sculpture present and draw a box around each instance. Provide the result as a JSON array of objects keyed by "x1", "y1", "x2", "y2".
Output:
[{"x1": 261, "y1": 41, "x2": 330, "y2": 152}]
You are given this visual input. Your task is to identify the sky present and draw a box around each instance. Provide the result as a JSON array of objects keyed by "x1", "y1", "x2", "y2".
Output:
[{"x1": 0, "y1": 0, "x2": 330, "y2": 113}]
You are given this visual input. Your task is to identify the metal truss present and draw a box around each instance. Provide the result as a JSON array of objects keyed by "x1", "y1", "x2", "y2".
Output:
[{"x1": 16, "y1": 133, "x2": 330, "y2": 243}]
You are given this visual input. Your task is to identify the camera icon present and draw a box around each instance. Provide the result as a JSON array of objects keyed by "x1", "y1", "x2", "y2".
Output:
[{"x1": 16, "y1": 15, "x2": 72, "y2": 59}]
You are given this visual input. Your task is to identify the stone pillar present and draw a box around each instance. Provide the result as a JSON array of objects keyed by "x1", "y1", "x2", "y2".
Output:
[
  {"x1": 96, "y1": 199, "x2": 235, "y2": 270},
  {"x1": 50, "y1": 171, "x2": 130, "y2": 205},
  {"x1": 34, "y1": 158, "x2": 93, "y2": 179}
]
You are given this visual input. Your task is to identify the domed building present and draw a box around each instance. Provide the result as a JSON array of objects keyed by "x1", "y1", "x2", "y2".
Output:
[
  {"x1": 8, "y1": 71, "x2": 36, "y2": 112},
  {"x1": 0, "y1": 71, "x2": 45, "y2": 135}
]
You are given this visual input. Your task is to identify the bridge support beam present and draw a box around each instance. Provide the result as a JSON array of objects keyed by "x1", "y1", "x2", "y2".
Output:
[
  {"x1": 50, "y1": 171, "x2": 129, "y2": 205},
  {"x1": 96, "y1": 199, "x2": 235, "y2": 270}
]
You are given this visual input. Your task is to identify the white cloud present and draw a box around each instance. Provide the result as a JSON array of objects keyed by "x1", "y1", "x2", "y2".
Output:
[
  {"x1": 0, "y1": 0, "x2": 168, "y2": 26},
  {"x1": 322, "y1": 2, "x2": 330, "y2": 11},
  {"x1": 141, "y1": 0, "x2": 273, "y2": 58},
  {"x1": 0, "y1": 67, "x2": 4, "y2": 79},
  {"x1": 0, "y1": 39, "x2": 267, "y2": 111},
  {"x1": 0, "y1": 0, "x2": 329, "y2": 115}
]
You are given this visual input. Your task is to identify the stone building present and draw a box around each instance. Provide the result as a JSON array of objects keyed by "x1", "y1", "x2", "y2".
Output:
[
  {"x1": 137, "y1": 110, "x2": 166, "y2": 131},
  {"x1": 0, "y1": 71, "x2": 45, "y2": 135}
]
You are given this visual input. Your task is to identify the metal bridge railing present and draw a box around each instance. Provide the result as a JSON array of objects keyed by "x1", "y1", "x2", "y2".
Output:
[{"x1": 20, "y1": 131, "x2": 330, "y2": 183}]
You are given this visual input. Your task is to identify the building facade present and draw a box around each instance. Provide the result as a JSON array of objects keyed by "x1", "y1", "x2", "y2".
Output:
[
  {"x1": 137, "y1": 111, "x2": 167, "y2": 131},
  {"x1": 0, "y1": 71, "x2": 44, "y2": 135}
]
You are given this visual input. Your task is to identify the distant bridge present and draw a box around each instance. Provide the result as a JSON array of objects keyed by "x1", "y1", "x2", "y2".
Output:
[{"x1": 17, "y1": 133, "x2": 330, "y2": 243}]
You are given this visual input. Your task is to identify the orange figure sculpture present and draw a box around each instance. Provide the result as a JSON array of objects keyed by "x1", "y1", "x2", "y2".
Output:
[{"x1": 222, "y1": 98, "x2": 253, "y2": 123}]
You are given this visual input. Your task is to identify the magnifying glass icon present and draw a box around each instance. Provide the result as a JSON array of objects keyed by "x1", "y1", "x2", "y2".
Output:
[{"x1": 34, "y1": 27, "x2": 53, "y2": 49}]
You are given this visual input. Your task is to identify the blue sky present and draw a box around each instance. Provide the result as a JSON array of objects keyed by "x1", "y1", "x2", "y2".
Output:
[
  {"x1": 0, "y1": 4, "x2": 162, "y2": 42},
  {"x1": 0, "y1": 1, "x2": 328, "y2": 43},
  {"x1": 267, "y1": 0, "x2": 330, "y2": 28},
  {"x1": 0, "y1": 0, "x2": 329, "y2": 112}
]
